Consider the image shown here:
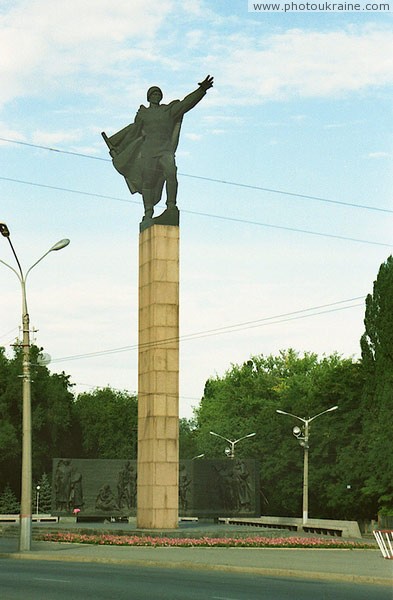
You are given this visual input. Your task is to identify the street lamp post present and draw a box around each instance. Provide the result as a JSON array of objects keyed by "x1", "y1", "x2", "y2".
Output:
[
  {"x1": 209, "y1": 431, "x2": 256, "y2": 459},
  {"x1": 36, "y1": 485, "x2": 40, "y2": 515},
  {"x1": 0, "y1": 223, "x2": 69, "y2": 551},
  {"x1": 276, "y1": 406, "x2": 338, "y2": 525}
]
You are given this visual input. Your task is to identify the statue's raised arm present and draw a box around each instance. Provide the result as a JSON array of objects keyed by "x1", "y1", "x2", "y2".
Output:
[
  {"x1": 199, "y1": 75, "x2": 214, "y2": 90},
  {"x1": 102, "y1": 76, "x2": 214, "y2": 228}
]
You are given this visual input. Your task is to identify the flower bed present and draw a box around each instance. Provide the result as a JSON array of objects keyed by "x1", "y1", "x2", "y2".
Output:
[{"x1": 37, "y1": 531, "x2": 374, "y2": 549}]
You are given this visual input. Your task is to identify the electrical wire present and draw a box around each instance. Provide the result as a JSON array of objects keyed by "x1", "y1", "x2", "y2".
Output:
[
  {"x1": 180, "y1": 172, "x2": 393, "y2": 215},
  {"x1": 0, "y1": 137, "x2": 110, "y2": 162},
  {"x1": 0, "y1": 176, "x2": 139, "y2": 205},
  {"x1": 0, "y1": 136, "x2": 391, "y2": 214},
  {"x1": 71, "y1": 381, "x2": 200, "y2": 403},
  {"x1": 0, "y1": 139, "x2": 378, "y2": 399},
  {"x1": 0, "y1": 176, "x2": 391, "y2": 248},
  {"x1": 51, "y1": 297, "x2": 364, "y2": 364},
  {"x1": 0, "y1": 326, "x2": 18, "y2": 342}
]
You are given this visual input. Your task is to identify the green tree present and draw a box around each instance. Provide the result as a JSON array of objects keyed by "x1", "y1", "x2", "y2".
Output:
[
  {"x1": 360, "y1": 255, "x2": 393, "y2": 513},
  {"x1": 194, "y1": 350, "x2": 364, "y2": 519},
  {"x1": 0, "y1": 344, "x2": 74, "y2": 498},
  {"x1": 179, "y1": 418, "x2": 199, "y2": 459},
  {"x1": 73, "y1": 387, "x2": 138, "y2": 459},
  {"x1": 0, "y1": 347, "x2": 21, "y2": 473},
  {"x1": 33, "y1": 473, "x2": 52, "y2": 514},
  {"x1": 0, "y1": 483, "x2": 20, "y2": 514},
  {"x1": 29, "y1": 347, "x2": 75, "y2": 475}
]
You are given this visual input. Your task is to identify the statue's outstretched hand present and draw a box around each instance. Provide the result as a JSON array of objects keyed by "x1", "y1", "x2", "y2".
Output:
[{"x1": 199, "y1": 75, "x2": 214, "y2": 91}]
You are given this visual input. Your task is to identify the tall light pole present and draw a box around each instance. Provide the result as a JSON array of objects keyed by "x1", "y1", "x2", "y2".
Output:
[
  {"x1": 276, "y1": 406, "x2": 338, "y2": 525},
  {"x1": 0, "y1": 223, "x2": 69, "y2": 551},
  {"x1": 36, "y1": 485, "x2": 40, "y2": 515},
  {"x1": 209, "y1": 431, "x2": 256, "y2": 459}
]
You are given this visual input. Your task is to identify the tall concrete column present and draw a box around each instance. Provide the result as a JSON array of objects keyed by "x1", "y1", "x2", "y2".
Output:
[{"x1": 137, "y1": 224, "x2": 179, "y2": 529}]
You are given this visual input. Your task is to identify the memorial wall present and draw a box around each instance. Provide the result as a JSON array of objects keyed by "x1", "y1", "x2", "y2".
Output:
[{"x1": 52, "y1": 458, "x2": 260, "y2": 518}]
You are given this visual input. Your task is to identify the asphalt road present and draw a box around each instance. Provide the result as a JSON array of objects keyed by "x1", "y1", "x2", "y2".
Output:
[{"x1": 0, "y1": 559, "x2": 391, "y2": 600}]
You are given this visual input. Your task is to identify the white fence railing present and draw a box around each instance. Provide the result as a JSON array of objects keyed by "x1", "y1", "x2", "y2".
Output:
[{"x1": 373, "y1": 530, "x2": 393, "y2": 559}]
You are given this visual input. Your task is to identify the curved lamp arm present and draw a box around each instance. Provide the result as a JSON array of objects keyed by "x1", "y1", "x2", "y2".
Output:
[
  {"x1": 25, "y1": 239, "x2": 70, "y2": 280},
  {"x1": 276, "y1": 409, "x2": 306, "y2": 424},
  {"x1": 308, "y1": 406, "x2": 338, "y2": 423}
]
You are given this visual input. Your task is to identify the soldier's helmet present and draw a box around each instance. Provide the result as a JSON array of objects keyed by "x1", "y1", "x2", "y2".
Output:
[{"x1": 147, "y1": 86, "x2": 163, "y2": 101}]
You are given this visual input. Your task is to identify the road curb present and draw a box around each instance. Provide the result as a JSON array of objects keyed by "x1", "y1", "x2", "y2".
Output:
[{"x1": 0, "y1": 551, "x2": 391, "y2": 587}]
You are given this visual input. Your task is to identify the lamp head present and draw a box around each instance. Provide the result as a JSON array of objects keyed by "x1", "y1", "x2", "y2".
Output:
[
  {"x1": 293, "y1": 425, "x2": 302, "y2": 438},
  {"x1": 0, "y1": 222, "x2": 10, "y2": 237},
  {"x1": 50, "y1": 239, "x2": 70, "y2": 252},
  {"x1": 192, "y1": 453, "x2": 205, "y2": 460}
]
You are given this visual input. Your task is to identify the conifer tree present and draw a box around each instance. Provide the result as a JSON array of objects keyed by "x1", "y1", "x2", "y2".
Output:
[
  {"x1": 33, "y1": 473, "x2": 52, "y2": 514},
  {"x1": 360, "y1": 255, "x2": 393, "y2": 512},
  {"x1": 0, "y1": 483, "x2": 20, "y2": 514}
]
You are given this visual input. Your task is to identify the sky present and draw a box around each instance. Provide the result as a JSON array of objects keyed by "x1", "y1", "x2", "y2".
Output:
[{"x1": 0, "y1": 0, "x2": 392, "y2": 419}]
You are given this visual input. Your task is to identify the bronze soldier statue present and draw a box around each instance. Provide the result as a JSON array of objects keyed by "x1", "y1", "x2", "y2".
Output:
[{"x1": 102, "y1": 76, "x2": 214, "y2": 224}]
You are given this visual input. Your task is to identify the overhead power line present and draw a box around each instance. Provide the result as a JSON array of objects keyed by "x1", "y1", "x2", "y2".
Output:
[
  {"x1": 51, "y1": 297, "x2": 364, "y2": 365},
  {"x1": 0, "y1": 326, "x2": 18, "y2": 343},
  {"x1": 184, "y1": 209, "x2": 392, "y2": 248},
  {"x1": 72, "y1": 381, "x2": 201, "y2": 403},
  {"x1": 0, "y1": 176, "x2": 391, "y2": 248},
  {"x1": 0, "y1": 136, "x2": 391, "y2": 215},
  {"x1": 0, "y1": 137, "x2": 110, "y2": 162},
  {"x1": 0, "y1": 175, "x2": 139, "y2": 205},
  {"x1": 180, "y1": 173, "x2": 393, "y2": 215}
]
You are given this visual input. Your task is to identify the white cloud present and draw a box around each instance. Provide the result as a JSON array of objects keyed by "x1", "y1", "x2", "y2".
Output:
[
  {"x1": 202, "y1": 115, "x2": 245, "y2": 127},
  {"x1": 214, "y1": 26, "x2": 393, "y2": 102},
  {"x1": 0, "y1": 123, "x2": 26, "y2": 142},
  {"x1": 185, "y1": 29, "x2": 205, "y2": 48},
  {"x1": 368, "y1": 151, "x2": 392, "y2": 159},
  {"x1": 32, "y1": 129, "x2": 83, "y2": 146},
  {"x1": 1, "y1": 1, "x2": 391, "y2": 113},
  {"x1": 185, "y1": 133, "x2": 202, "y2": 141},
  {"x1": 0, "y1": 0, "x2": 175, "y2": 106},
  {"x1": 290, "y1": 114, "x2": 307, "y2": 122},
  {"x1": 324, "y1": 123, "x2": 347, "y2": 129}
]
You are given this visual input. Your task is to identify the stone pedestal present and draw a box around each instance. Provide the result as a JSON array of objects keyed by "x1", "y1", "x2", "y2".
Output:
[{"x1": 137, "y1": 224, "x2": 179, "y2": 529}]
